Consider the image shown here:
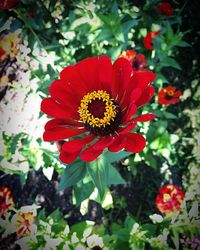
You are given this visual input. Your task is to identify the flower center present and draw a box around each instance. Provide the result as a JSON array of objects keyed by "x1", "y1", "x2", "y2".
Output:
[
  {"x1": 167, "y1": 90, "x2": 174, "y2": 96},
  {"x1": 78, "y1": 90, "x2": 121, "y2": 136},
  {"x1": 163, "y1": 193, "x2": 171, "y2": 202}
]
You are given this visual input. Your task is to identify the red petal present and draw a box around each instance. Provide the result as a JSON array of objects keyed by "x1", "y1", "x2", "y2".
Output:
[
  {"x1": 119, "y1": 122, "x2": 137, "y2": 135},
  {"x1": 45, "y1": 119, "x2": 83, "y2": 130},
  {"x1": 124, "y1": 133, "x2": 146, "y2": 153},
  {"x1": 78, "y1": 57, "x2": 99, "y2": 91},
  {"x1": 130, "y1": 88, "x2": 142, "y2": 103},
  {"x1": 120, "y1": 88, "x2": 141, "y2": 111},
  {"x1": 170, "y1": 98, "x2": 181, "y2": 104},
  {"x1": 41, "y1": 98, "x2": 73, "y2": 119},
  {"x1": 62, "y1": 134, "x2": 95, "y2": 153},
  {"x1": 49, "y1": 79, "x2": 80, "y2": 108},
  {"x1": 133, "y1": 114, "x2": 156, "y2": 122},
  {"x1": 108, "y1": 136, "x2": 126, "y2": 152},
  {"x1": 135, "y1": 85, "x2": 155, "y2": 107},
  {"x1": 130, "y1": 71, "x2": 156, "y2": 89},
  {"x1": 93, "y1": 136, "x2": 115, "y2": 150},
  {"x1": 59, "y1": 150, "x2": 80, "y2": 164},
  {"x1": 98, "y1": 55, "x2": 113, "y2": 93},
  {"x1": 80, "y1": 147, "x2": 103, "y2": 162},
  {"x1": 174, "y1": 90, "x2": 182, "y2": 97},
  {"x1": 112, "y1": 57, "x2": 133, "y2": 100},
  {"x1": 60, "y1": 65, "x2": 87, "y2": 96},
  {"x1": 43, "y1": 128, "x2": 86, "y2": 142},
  {"x1": 123, "y1": 104, "x2": 137, "y2": 121}
]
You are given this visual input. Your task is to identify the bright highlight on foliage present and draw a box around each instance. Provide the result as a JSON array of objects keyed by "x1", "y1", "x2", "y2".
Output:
[
  {"x1": 120, "y1": 50, "x2": 147, "y2": 71},
  {"x1": 158, "y1": 86, "x2": 182, "y2": 105},
  {"x1": 157, "y1": 2, "x2": 174, "y2": 16},
  {"x1": 143, "y1": 31, "x2": 160, "y2": 50},
  {"x1": 41, "y1": 56, "x2": 156, "y2": 164},
  {"x1": 16, "y1": 212, "x2": 34, "y2": 236},
  {"x1": 0, "y1": 187, "x2": 14, "y2": 216},
  {"x1": 156, "y1": 184, "x2": 185, "y2": 215}
]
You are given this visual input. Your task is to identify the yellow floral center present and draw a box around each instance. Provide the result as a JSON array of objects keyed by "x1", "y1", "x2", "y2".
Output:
[
  {"x1": 78, "y1": 90, "x2": 121, "y2": 136},
  {"x1": 79, "y1": 90, "x2": 117, "y2": 127},
  {"x1": 163, "y1": 193, "x2": 171, "y2": 202},
  {"x1": 167, "y1": 90, "x2": 174, "y2": 96}
]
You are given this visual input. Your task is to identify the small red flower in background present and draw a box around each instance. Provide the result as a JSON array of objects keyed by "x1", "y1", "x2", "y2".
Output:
[
  {"x1": 158, "y1": 86, "x2": 182, "y2": 105},
  {"x1": 16, "y1": 212, "x2": 34, "y2": 236},
  {"x1": 144, "y1": 31, "x2": 160, "y2": 50},
  {"x1": 0, "y1": 0, "x2": 19, "y2": 9},
  {"x1": 41, "y1": 56, "x2": 156, "y2": 164},
  {"x1": 120, "y1": 50, "x2": 147, "y2": 71},
  {"x1": 0, "y1": 187, "x2": 14, "y2": 216},
  {"x1": 157, "y1": 2, "x2": 174, "y2": 16},
  {"x1": 156, "y1": 184, "x2": 185, "y2": 215}
]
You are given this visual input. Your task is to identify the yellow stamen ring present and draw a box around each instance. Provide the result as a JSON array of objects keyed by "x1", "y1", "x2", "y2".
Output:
[
  {"x1": 78, "y1": 90, "x2": 117, "y2": 128},
  {"x1": 167, "y1": 90, "x2": 174, "y2": 96}
]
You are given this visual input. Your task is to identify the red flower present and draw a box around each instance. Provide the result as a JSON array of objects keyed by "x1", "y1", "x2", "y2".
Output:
[
  {"x1": 0, "y1": 187, "x2": 14, "y2": 216},
  {"x1": 158, "y1": 86, "x2": 182, "y2": 105},
  {"x1": 16, "y1": 212, "x2": 34, "y2": 236},
  {"x1": 120, "y1": 50, "x2": 147, "y2": 71},
  {"x1": 0, "y1": 0, "x2": 19, "y2": 9},
  {"x1": 41, "y1": 56, "x2": 156, "y2": 164},
  {"x1": 143, "y1": 31, "x2": 160, "y2": 50},
  {"x1": 157, "y1": 2, "x2": 174, "y2": 16},
  {"x1": 156, "y1": 184, "x2": 185, "y2": 215}
]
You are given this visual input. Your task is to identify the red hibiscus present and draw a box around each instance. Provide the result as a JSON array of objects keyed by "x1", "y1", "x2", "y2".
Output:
[
  {"x1": 0, "y1": 187, "x2": 14, "y2": 216},
  {"x1": 158, "y1": 86, "x2": 182, "y2": 105},
  {"x1": 156, "y1": 184, "x2": 185, "y2": 215},
  {"x1": 143, "y1": 31, "x2": 160, "y2": 50},
  {"x1": 0, "y1": 0, "x2": 19, "y2": 9},
  {"x1": 120, "y1": 50, "x2": 147, "y2": 71},
  {"x1": 157, "y1": 2, "x2": 174, "y2": 16},
  {"x1": 41, "y1": 56, "x2": 156, "y2": 164}
]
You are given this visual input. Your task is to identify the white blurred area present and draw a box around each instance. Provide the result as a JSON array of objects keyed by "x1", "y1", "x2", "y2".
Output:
[
  {"x1": 0, "y1": 80, "x2": 45, "y2": 138},
  {"x1": 0, "y1": 28, "x2": 60, "y2": 174}
]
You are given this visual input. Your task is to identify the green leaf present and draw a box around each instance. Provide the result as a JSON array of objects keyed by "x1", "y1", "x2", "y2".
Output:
[
  {"x1": 163, "y1": 111, "x2": 178, "y2": 119},
  {"x1": 87, "y1": 157, "x2": 108, "y2": 199},
  {"x1": 104, "y1": 151, "x2": 132, "y2": 164},
  {"x1": 160, "y1": 57, "x2": 182, "y2": 70},
  {"x1": 144, "y1": 150, "x2": 157, "y2": 169},
  {"x1": 176, "y1": 41, "x2": 190, "y2": 47},
  {"x1": 73, "y1": 181, "x2": 94, "y2": 206},
  {"x1": 58, "y1": 161, "x2": 87, "y2": 191},
  {"x1": 107, "y1": 165, "x2": 126, "y2": 185},
  {"x1": 122, "y1": 19, "x2": 139, "y2": 34},
  {"x1": 111, "y1": 1, "x2": 119, "y2": 14}
]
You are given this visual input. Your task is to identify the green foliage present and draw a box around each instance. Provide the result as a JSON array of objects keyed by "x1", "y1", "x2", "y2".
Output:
[{"x1": 58, "y1": 160, "x2": 87, "y2": 191}]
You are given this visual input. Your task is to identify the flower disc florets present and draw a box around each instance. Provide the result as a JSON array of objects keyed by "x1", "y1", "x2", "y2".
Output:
[{"x1": 78, "y1": 90, "x2": 121, "y2": 136}]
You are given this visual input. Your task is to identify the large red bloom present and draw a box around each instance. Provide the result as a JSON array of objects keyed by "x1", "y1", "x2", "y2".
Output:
[
  {"x1": 0, "y1": 187, "x2": 14, "y2": 216},
  {"x1": 158, "y1": 86, "x2": 182, "y2": 105},
  {"x1": 157, "y1": 2, "x2": 174, "y2": 16},
  {"x1": 143, "y1": 31, "x2": 160, "y2": 50},
  {"x1": 156, "y1": 184, "x2": 185, "y2": 215},
  {"x1": 0, "y1": 0, "x2": 19, "y2": 9},
  {"x1": 120, "y1": 50, "x2": 147, "y2": 71},
  {"x1": 41, "y1": 56, "x2": 156, "y2": 164}
]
